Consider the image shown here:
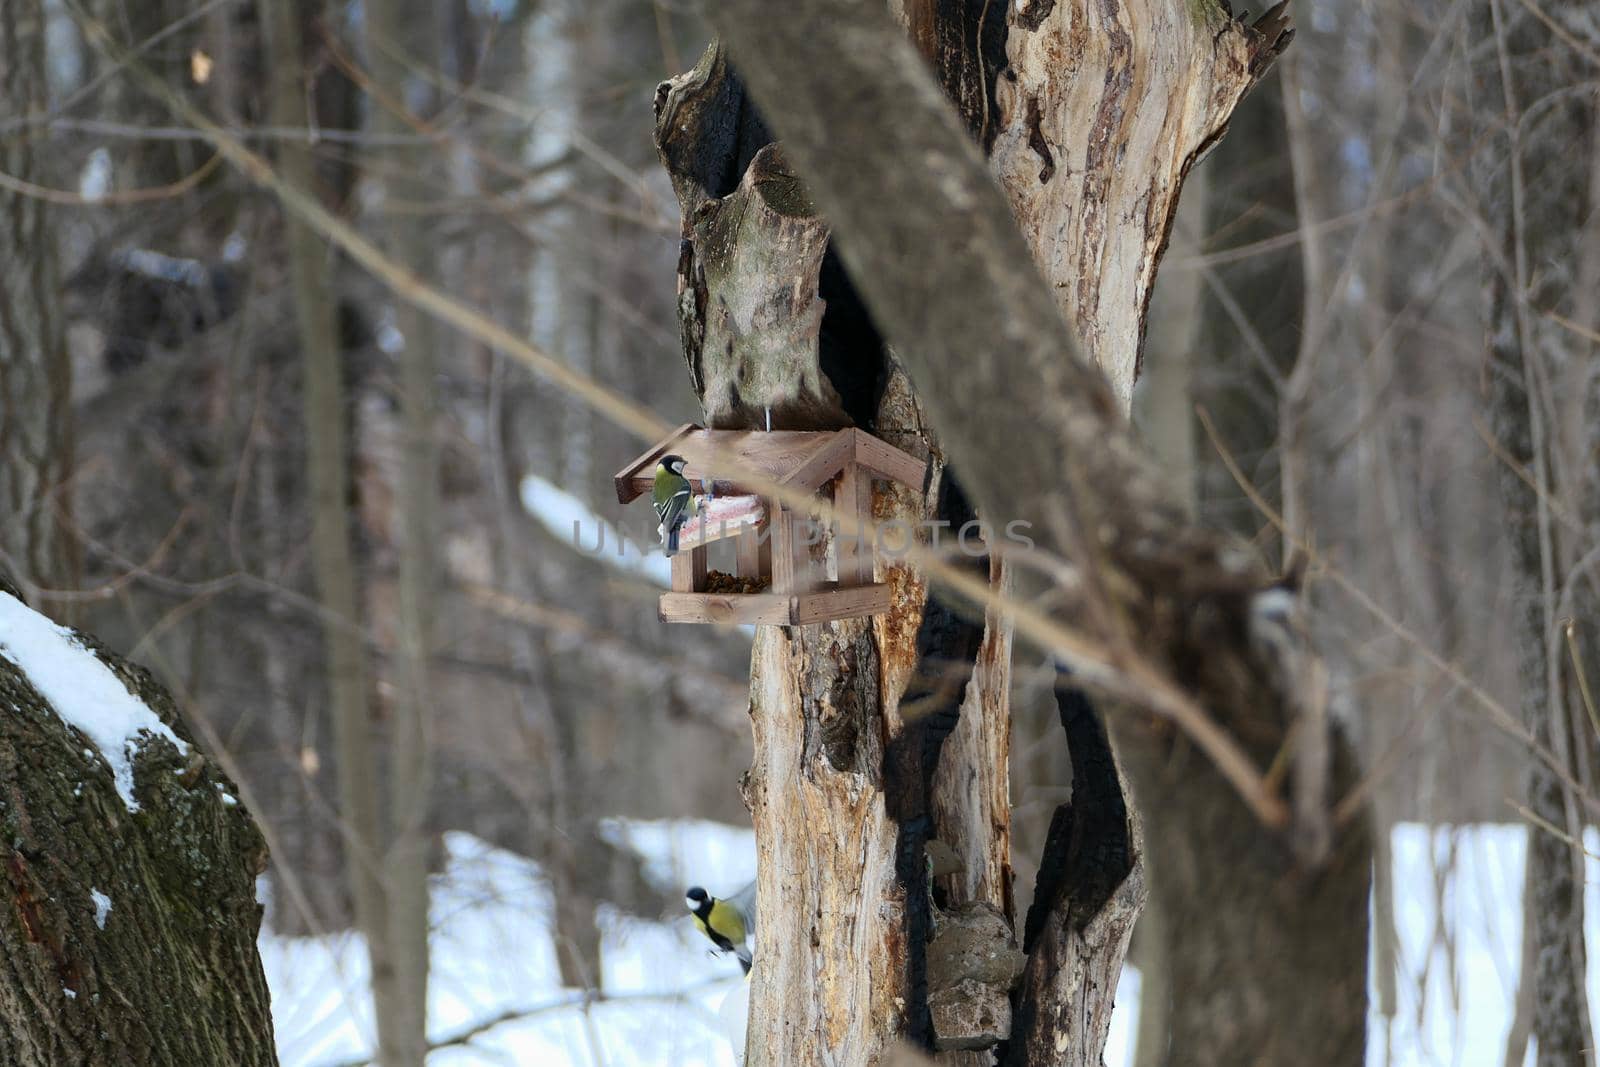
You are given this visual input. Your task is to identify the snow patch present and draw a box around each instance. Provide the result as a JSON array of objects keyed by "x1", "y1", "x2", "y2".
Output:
[
  {"x1": 259, "y1": 819, "x2": 1600, "y2": 1067},
  {"x1": 113, "y1": 248, "x2": 208, "y2": 289},
  {"x1": 600, "y1": 817, "x2": 759, "y2": 894},
  {"x1": 90, "y1": 888, "x2": 112, "y2": 930},
  {"x1": 262, "y1": 828, "x2": 747, "y2": 1065},
  {"x1": 222, "y1": 232, "x2": 248, "y2": 264},
  {"x1": 78, "y1": 147, "x2": 112, "y2": 201},
  {"x1": 676, "y1": 495, "x2": 765, "y2": 550},
  {"x1": 0, "y1": 592, "x2": 189, "y2": 810},
  {"x1": 520, "y1": 473, "x2": 671, "y2": 587},
  {"x1": 717, "y1": 979, "x2": 749, "y2": 1063},
  {"x1": 377, "y1": 322, "x2": 406, "y2": 354}
]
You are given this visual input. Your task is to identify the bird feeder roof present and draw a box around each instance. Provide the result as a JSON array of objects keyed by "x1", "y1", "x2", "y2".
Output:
[{"x1": 613, "y1": 425, "x2": 926, "y2": 505}]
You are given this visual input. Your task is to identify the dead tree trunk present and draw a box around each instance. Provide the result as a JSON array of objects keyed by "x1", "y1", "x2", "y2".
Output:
[
  {"x1": 656, "y1": 47, "x2": 1000, "y2": 1060},
  {"x1": 660, "y1": 0, "x2": 1298, "y2": 1061},
  {"x1": 0, "y1": 1, "x2": 78, "y2": 614},
  {"x1": 0, "y1": 580, "x2": 277, "y2": 1064},
  {"x1": 1470, "y1": 1, "x2": 1599, "y2": 1063}
]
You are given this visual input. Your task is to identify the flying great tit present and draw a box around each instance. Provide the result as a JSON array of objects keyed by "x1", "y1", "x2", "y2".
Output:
[
  {"x1": 686, "y1": 884, "x2": 754, "y2": 974},
  {"x1": 654, "y1": 454, "x2": 693, "y2": 556}
]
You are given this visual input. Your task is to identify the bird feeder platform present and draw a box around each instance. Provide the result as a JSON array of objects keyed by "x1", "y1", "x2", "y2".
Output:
[{"x1": 614, "y1": 425, "x2": 927, "y2": 625}]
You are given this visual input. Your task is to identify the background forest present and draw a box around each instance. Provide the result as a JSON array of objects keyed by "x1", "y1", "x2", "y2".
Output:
[{"x1": 1, "y1": 0, "x2": 1597, "y2": 1064}]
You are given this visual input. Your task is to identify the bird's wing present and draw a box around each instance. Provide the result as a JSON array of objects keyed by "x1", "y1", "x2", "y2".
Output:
[
  {"x1": 655, "y1": 484, "x2": 692, "y2": 535},
  {"x1": 709, "y1": 899, "x2": 746, "y2": 945},
  {"x1": 727, "y1": 879, "x2": 757, "y2": 936}
]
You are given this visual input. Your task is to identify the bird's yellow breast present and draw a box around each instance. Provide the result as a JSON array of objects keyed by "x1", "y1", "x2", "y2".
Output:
[{"x1": 706, "y1": 899, "x2": 745, "y2": 943}]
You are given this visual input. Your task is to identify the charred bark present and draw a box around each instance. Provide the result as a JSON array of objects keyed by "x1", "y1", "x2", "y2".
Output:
[{"x1": 1002, "y1": 680, "x2": 1139, "y2": 1066}]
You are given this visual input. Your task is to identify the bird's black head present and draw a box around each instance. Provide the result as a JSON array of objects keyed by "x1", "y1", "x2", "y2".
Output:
[
  {"x1": 659, "y1": 454, "x2": 687, "y2": 476},
  {"x1": 685, "y1": 886, "x2": 710, "y2": 915}
]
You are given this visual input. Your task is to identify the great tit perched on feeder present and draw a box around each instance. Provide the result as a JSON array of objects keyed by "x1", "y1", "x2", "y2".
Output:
[
  {"x1": 653, "y1": 454, "x2": 693, "y2": 556},
  {"x1": 686, "y1": 884, "x2": 754, "y2": 974}
]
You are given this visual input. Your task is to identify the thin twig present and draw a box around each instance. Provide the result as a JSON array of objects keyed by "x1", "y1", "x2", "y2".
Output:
[{"x1": 0, "y1": 152, "x2": 221, "y2": 205}]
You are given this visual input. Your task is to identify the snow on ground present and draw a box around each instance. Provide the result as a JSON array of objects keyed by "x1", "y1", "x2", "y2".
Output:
[
  {"x1": 263, "y1": 828, "x2": 747, "y2": 1067},
  {"x1": 1379, "y1": 824, "x2": 1600, "y2": 1066},
  {"x1": 0, "y1": 591, "x2": 187, "y2": 810},
  {"x1": 261, "y1": 821, "x2": 1599, "y2": 1066}
]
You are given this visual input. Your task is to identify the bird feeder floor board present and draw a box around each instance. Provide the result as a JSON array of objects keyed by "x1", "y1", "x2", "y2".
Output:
[{"x1": 659, "y1": 582, "x2": 893, "y2": 626}]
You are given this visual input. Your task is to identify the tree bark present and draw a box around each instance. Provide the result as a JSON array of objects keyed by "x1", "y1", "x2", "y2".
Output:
[
  {"x1": 656, "y1": 35, "x2": 1017, "y2": 1065},
  {"x1": 1126, "y1": 161, "x2": 1209, "y2": 1067},
  {"x1": 1134, "y1": 163, "x2": 1207, "y2": 519},
  {"x1": 363, "y1": 1, "x2": 439, "y2": 1058},
  {"x1": 0, "y1": 582, "x2": 277, "y2": 1064},
  {"x1": 0, "y1": 1, "x2": 78, "y2": 615},
  {"x1": 986, "y1": 0, "x2": 1281, "y2": 409},
  {"x1": 891, "y1": 32, "x2": 1023, "y2": 1057},
  {"x1": 697, "y1": 0, "x2": 1294, "y2": 711},
  {"x1": 88, "y1": 0, "x2": 194, "y2": 191},
  {"x1": 1471, "y1": 1, "x2": 1598, "y2": 1062},
  {"x1": 261, "y1": 0, "x2": 397, "y2": 1055},
  {"x1": 1117, "y1": 723, "x2": 1370, "y2": 1065}
]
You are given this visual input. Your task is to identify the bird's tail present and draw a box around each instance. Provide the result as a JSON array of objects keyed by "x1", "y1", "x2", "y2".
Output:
[
  {"x1": 667, "y1": 524, "x2": 680, "y2": 556},
  {"x1": 736, "y1": 944, "x2": 753, "y2": 975}
]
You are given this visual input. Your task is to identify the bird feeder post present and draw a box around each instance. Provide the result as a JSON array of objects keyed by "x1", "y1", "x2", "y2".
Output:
[
  {"x1": 834, "y1": 460, "x2": 874, "y2": 587},
  {"x1": 672, "y1": 544, "x2": 708, "y2": 593},
  {"x1": 736, "y1": 523, "x2": 769, "y2": 580},
  {"x1": 769, "y1": 502, "x2": 812, "y2": 597}
]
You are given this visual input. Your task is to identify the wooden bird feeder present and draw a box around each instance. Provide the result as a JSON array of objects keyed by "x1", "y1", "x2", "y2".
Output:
[{"x1": 614, "y1": 424, "x2": 927, "y2": 625}]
